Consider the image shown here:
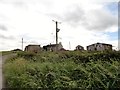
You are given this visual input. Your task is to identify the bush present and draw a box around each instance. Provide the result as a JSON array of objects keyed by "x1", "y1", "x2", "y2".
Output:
[
  {"x1": 3, "y1": 51, "x2": 120, "y2": 88},
  {"x1": 17, "y1": 51, "x2": 36, "y2": 61}
]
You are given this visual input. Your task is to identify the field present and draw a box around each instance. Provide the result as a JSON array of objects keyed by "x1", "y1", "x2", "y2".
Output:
[
  {"x1": 1, "y1": 51, "x2": 16, "y2": 56},
  {"x1": 3, "y1": 51, "x2": 120, "y2": 89}
]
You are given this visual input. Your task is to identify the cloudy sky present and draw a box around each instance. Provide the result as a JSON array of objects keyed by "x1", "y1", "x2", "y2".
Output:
[{"x1": 0, "y1": 0, "x2": 119, "y2": 51}]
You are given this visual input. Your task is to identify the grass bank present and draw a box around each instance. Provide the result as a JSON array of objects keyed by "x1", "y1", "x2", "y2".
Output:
[{"x1": 3, "y1": 51, "x2": 120, "y2": 89}]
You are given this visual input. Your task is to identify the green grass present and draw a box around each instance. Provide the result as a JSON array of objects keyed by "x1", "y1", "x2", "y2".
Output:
[
  {"x1": 3, "y1": 51, "x2": 120, "y2": 89},
  {"x1": 1, "y1": 51, "x2": 14, "y2": 56},
  {"x1": 1, "y1": 50, "x2": 23, "y2": 56}
]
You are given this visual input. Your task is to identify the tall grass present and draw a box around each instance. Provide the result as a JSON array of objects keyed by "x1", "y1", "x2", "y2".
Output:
[
  {"x1": 3, "y1": 51, "x2": 120, "y2": 88},
  {"x1": 1, "y1": 51, "x2": 17, "y2": 56}
]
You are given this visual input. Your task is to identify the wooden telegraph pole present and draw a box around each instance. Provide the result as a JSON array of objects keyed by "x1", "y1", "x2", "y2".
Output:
[
  {"x1": 22, "y1": 38, "x2": 23, "y2": 51},
  {"x1": 52, "y1": 20, "x2": 61, "y2": 51},
  {"x1": 52, "y1": 20, "x2": 61, "y2": 44},
  {"x1": 56, "y1": 21, "x2": 58, "y2": 45}
]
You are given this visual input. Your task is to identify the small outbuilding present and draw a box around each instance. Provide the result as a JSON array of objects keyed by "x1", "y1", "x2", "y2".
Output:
[
  {"x1": 11, "y1": 49, "x2": 22, "y2": 51},
  {"x1": 75, "y1": 45, "x2": 84, "y2": 51},
  {"x1": 43, "y1": 42, "x2": 63, "y2": 51},
  {"x1": 87, "y1": 42, "x2": 112, "y2": 51},
  {"x1": 24, "y1": 45, "x2": 41, "y2": 53}
]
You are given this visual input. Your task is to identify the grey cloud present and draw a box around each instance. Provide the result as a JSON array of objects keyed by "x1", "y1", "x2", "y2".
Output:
[
  {"x1": 0, "y1": 24, "x2": 7, "y2": 31},
  {"x1": 0, "y1": 0, "x2": 24, "y2": 4},
  {"x1": 29, "y1": 40, "x2": 39, "y2": 44},
  {"x1": 82, "y1": 10, "x2": 117, "y2": 31},
  {"x1": 63, "y1": 6, "x2": 85, "y2": 25},
  {"x1": 48, "y1": 5, "x2": 85, "y2": 27},
  {"x1": 62, "y1": 5, "x2": 117, "y2": 30},
  {"x1": 0, "y1": 34, "x2": 15, "y2": 40},
  {"x1": 49, "y1": 4, "x2": 117, "y2": 31},
  {"x1": 118, "y1": 2, "x2": 120, "y2": 26},
  {"x1": 0, "y1": 0, "x2": 28, "y2": 8},
  {"x1": 12, "y1": 1, "x2": 26, "y2": 7}
]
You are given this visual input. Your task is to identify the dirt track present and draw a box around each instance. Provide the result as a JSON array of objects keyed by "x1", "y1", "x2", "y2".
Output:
[
  {"x1": 0, "y1": 53, "x2": 2, "y2": 89},
  {"x1": 0, "y1": 53, "x2": 16, "y2": 89}
]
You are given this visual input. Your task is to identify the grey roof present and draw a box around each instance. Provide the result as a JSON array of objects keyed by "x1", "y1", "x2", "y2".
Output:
[
  {"x1": 43, "y1": 44, "x2": 59, "y2": 48},
  {"x1": 27, "y1": 44, "x2": 40, "y2": 46},
  {"x1": 87, "y1": 42, "x2": 112, "y2": 47}
]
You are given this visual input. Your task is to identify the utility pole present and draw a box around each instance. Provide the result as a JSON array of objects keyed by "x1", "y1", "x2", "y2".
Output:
[
  {"x1": 69, "y1": 41, "x2": 71, "y2": 50},
  {"x1": 52, "y1": 20, "x2": 61, "y2": 51},
  {"x1": 52, "y1": 20, "x2": 61, "y2": 45},
  {"x1": 56, "y1": 21, "x2": 58, "y2": 45},
  {"x1": 22, "y1": 38, "x2": 23, "y2": 51}
]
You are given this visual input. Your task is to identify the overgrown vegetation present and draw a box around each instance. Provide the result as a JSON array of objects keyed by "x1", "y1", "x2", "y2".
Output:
[
  {"x1": 1, "y1": 51, "x2": 17, "y2": 56},
  {"x1": 3, "y1": 51, "x2": 120, "y2": 89}
]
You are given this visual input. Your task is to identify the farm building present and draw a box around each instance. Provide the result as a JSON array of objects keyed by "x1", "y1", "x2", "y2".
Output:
[
  {"x1": 75, "y1": 45, "x2": 84, "y2": 51},
  {"x1": 87, "y1": 43, "x2": 112, "y2": 51},
  {"x1": 24, "y1": 45, "x2": 41, "y2": 53},
  {"x1": 59, "y1": 48, "x2": 67, "y2": 51},
  {"x1": 11, "y1": 49, "x2": 22, "y2": 51},
  {"x1": 43, "y1": 42, "x2": 63, "y2": 51}
]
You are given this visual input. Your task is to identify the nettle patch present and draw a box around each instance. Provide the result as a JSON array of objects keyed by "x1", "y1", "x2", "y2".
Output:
[{"x1": 4, "y1": 51, "x2": 120, "y2": 88}]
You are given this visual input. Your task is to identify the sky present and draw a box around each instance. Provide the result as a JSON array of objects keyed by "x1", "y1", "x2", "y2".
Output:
[{"x1": 0, "y1": 0, "x2": 119, "y2": 51}]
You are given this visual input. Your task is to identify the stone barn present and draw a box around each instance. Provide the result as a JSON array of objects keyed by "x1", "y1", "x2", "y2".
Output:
[
  {"x1": 87, "y1": 43, "x2": 112, "y2": 51},
  {"x1": 43, "y1": 42, "x2": 63, "y2": 51},
  {"x1": 75, "y1": 45, "x2": 84, "y2": 51},
  {"x1": 24, "y1": 45, "x2": 41, "y2": 53}
]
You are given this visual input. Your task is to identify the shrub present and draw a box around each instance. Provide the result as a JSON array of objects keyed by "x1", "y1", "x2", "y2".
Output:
[{"x1": 3, "y1": 51, "x2": 120, "y2": 88}]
